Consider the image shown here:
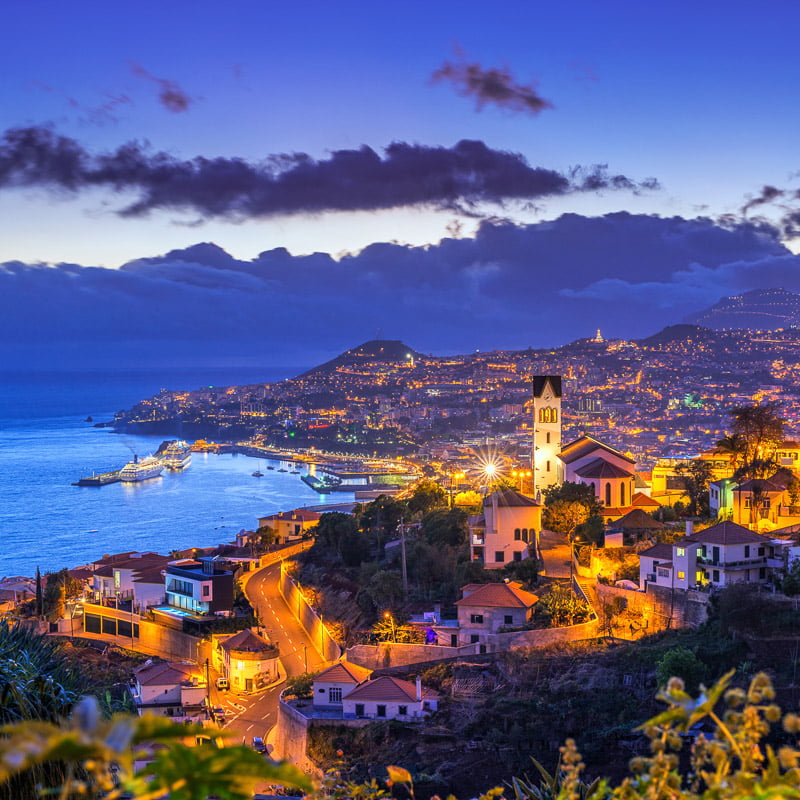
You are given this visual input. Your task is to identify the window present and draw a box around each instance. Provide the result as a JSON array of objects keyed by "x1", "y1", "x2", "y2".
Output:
[
  {"x1": 513, "y1": 551, "x2": 522, "y2": 561},
  {"x1": 744, "y1": 497, "x2": 752, "y2": 508},
  {"x1": 470, "y1": 614, "x2": 484, "y2": 624},
  {"x1": 514, "y1": 528, "x2": 521, "y2": 541},
  {"x1": 762, "y1": 498, "x2": 771, "y2": 508},
  {"x1": 377, "y1": 705, "x2": 386, "y2": 718},
  {"x1": 423, "y1": 701, "x2": 431, "y2": 710},
  {"x1": 546, "y1": 460, "x2": 551, "y2": 472},
  {"x1": 355, "y1": 703, "x2": 365, "y2": 717},
  {"x1": 504, "y1": 615, "x2": 513, "y2": 625},
  {"x1": 758, "y1": 547, "x2": 765, "y2": 556},
  {"x1": 202, "y1": 585, "x2": 210, "y2": 597},
  {"x1": 676, "y1": 547, "x2": 685, "y2": 557},
  {"x1": 479, "y1": 644, "x2": 487, "y2": 654},
  {"x1": 495, "y1": 551, "x2": 505, "y2": 562},
  {"x1": 657, "y1": 568, "x2": 669, "y2": 578},
  {"x1": 546, "y1": 432, "x2": 551, "y2": 444},
  {"x1": 522, "y1": 528, "x2": 528, "y2": 542},
  {"x1": 470, "y1": 634, "x2": 479, "y2": 643},
  {"x1": 398, "y1": 705, "x2": 408, "y2": 716},
  {"x1": 744, "y1": 545, "x2": 750, "y2": 557},
  {"x1": 329, "y1": 687, "x2": 342, "y2": 703},
  {"x1": 713, "y1": 570, "x2": 720, "y2": 582},
  {"x1": 677, "y1": 571, "x2": 686, "y2": 580},
  {"x1": 760, "y1": 567, "x2": 766, "y2": 579},
  {"x1": 620, "y1": 483, "x2": 626, "y2": 506},
  {"x1": 605, "y1": 483, "x2": 611, "y2": 507}
]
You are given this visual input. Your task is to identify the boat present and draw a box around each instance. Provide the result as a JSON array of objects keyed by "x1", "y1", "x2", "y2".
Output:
[
  {"x1": 162, "y1": 440, "x2": 192, "y2": 470},
  {"x1": 252, "y1": 470, "x2": 264, "y2": 477},
  {"x1": 266, "y1": 465, "x2": 275, "y2": 470},
  {"x1": 278, "y1": 468, "x2": 288, "y2": 473},
  {"x1": 119, "y1": 455, "x2": 164, "y2": 482}
]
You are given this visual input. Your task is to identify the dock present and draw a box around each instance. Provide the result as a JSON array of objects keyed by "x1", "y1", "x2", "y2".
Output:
[{"x1": 73, "y1": 470, "x2": 121, "y2": 487}]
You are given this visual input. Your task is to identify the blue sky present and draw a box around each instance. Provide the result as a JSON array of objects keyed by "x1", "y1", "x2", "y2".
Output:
[
  {"x1": 3, "y1": 0, "x2": 799, "y2": 265},
  {"x1": 2, "y1": 1, "x2": 800, "y2": 365}
]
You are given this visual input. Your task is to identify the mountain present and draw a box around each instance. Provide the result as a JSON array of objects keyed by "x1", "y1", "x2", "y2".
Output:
[
  {"x1": 684, "y1": 287, "x2": 800, "y2": 330},
  {"x1": 637, "y1": 324, "x2": 714, "y2": 346},
  {"x1": 297, "y1": 340, "x2": 424, "y2": 378}
]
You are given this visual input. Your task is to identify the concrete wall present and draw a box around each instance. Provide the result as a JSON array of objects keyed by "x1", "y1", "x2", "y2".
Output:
[
  {"x1": 278, "y1": 566, "x2": 341, "y2": 663},
  {"x1": 78, "y1": 603, "x2": 210, "y2": 662}
]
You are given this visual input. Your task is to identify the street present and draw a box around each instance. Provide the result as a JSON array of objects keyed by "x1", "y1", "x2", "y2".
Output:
[{"x1": 211, "y1": 554, "x2": 327, "y2": 746}]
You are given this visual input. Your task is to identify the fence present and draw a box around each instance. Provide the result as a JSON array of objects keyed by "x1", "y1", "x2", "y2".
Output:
[{"x1": 278, "y1": 564, "x2": 341, "y2": 663}]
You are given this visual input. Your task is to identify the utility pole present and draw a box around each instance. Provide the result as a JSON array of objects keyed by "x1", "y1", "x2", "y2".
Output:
[{"x1": 400, "y1": 517, "x2": 408, "y2": 600}]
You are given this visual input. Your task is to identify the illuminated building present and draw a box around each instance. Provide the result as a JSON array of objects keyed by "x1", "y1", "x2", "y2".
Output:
[{"x1": 532, "y1": 375, "x2": 562, "y2": 494}]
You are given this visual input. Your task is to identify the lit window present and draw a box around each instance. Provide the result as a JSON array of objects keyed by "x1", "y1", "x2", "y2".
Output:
[
  {"x1": 329, "y1": 687, "x2": 342, "y2": 703},
  {"x1": 677, "y1": 571, "x2": 685, "y2": 580},
  {"x1": 676, "y1": 547, "x2": 685, "y2": 557}
]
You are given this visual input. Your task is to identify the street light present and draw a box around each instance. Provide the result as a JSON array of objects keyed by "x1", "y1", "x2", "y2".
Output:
[{"x1": 384, "y1": 611, "x2": 397, "y2": 642}]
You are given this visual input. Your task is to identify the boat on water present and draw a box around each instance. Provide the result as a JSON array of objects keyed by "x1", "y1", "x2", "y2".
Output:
[
  {"x1": 278, "y1": 468, "x2": 288, "y2": 473},
  {"x1": 252, "y1": 470, "x2": 264, "y2": 477},
  {"x1": 162, "y1": 440, "x2": 192, "y2": 470},
  {"x1": 266, "y1": 465, "x2": 275, "y2": 470},
  {"x1": 119, "y1": 454, "x2": 164, "y2": 482}
]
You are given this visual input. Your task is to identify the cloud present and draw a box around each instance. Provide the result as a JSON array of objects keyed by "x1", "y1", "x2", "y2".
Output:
[
  {"x1": 0, "y1": 212, "x2": 790, "y2": 369},
  {"x1": 0, "y1": 126, "x2": 657, "y2": 220},
  {"x1": 431, "y1": 54, "x2": 553, "y2": 115},
  {"x1": 27, "y1": 81, "x2": 132, "y2": 125},
  {"x1": 741, "y1": 185, "x2": 784, "y2": 215},
  {"x1": 129, "y1": 62, "x2": 194, "y2": 112}
]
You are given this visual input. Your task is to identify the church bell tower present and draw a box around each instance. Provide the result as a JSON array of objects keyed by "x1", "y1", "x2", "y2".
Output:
[{"x1": 532, "y1": 375, "x2": 562, "y2": 496}]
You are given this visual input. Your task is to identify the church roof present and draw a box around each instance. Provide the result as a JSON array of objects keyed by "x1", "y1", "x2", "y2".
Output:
[
  {"x1": 558, "y1": 435, "x2": 636, "y2": 465},
  {"x1": 483, "y1": 489, "x2": 540, "y2": 508},
  {"x1": 532, "y1": 375, "x2": 562, "y2": 398},
  {"x1": 574, "y1": 457, "x2": 634, "y2": 479}
]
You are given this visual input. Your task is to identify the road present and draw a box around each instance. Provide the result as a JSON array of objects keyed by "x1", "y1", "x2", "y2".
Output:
[
  {"x1": 538, "y1": 528, "x2": 572, "y2": 578},
  {"x1": 211, "y1": 553, "x2": 327, "y2": 747}
]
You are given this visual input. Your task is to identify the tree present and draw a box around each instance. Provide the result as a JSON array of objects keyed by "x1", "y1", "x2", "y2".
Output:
[
  {"x1": 406, "y1": 479, "x2": 447, "y2": 517},
  {"x1": 674, "y1": 459, "x2": 713, "y2": 516},
  {"x1": 542, "y1": 482, "x2": 601, "y2": 535},
  {"x1": 572, "y1": 514, "x2": 605, "y2": 546},
  {"x1": 42, "y1": 568, "x2": 83, "y2": 622},
  {"x1": 421, "y1": 508, "x2": 469, "y2": 547},
  {"x1": 284, "y1": 671, "x2": 319, "y2": 699},
  {"x1": 729, "y1": 401, "x2": 785, "y2": 472},
  {"x1": 358, "y1": 495, "x2": 406, "y2": 547},
  {"x1": 313, "y1": 512, "x2": 367, "y2": 566},
  {"x1": 655, "y1": 646, "x2": 706, "y2": 692},
  {"x1": 250, "y1": 525, "x2": 279, "y2": 555}
]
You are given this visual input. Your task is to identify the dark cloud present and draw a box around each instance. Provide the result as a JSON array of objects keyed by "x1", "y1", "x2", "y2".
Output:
[
  {"x1": 741, "y1": 185, "x2": 784, "y2": 215},
  {"x1": 129, "y1": 62, "x2": 193, "y2": 112},
  {"x1": 0, "y1": 213, "x2": 789, "y2": 369},
  {"x1": 0, "y1": 126, "x2": 657, "y2": 219},
  {"x1": 27, "y1": 81, "x2": 132, "y2": 125},
  {"x1": 431, "y1": 55, "x2": 552, "y2": 115}
]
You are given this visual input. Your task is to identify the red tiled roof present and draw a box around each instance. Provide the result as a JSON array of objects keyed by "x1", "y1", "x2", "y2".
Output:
[
  {"x1": 456, "y1": 582, "x2": 538, "y2": 608},
  {"x1": 614, "y1": 508, "x2": 666, "y2": 530},
  {"x1": 220, "y1": 629, "x2": 275, "y2": 652},
  {"x1": 638, "y1": 543, "x2": 674, "y2": 560},
  {"x1": 686, "y1": 521, "x2": 771, "y2": 546},
  {"x1": 135, "y1": 661, "x2": 201, "y2": 686},
  {"x1": 632, "y1": 492, "x2": 660, "y2": 508},
  {"x1": 315, "y1": 661, "x2": 373, "y2": 684},
  {"x1": 344, "y1": 675, "x2": 437, "y2": 703}
]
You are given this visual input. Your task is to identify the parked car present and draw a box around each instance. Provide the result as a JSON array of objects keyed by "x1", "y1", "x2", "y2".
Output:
[
  {"x1": 211, "y1": 707, "x2": 227, "y2": 725},
  {"x1": 216, "y1": 677, "x2": 230, "y2": 691},
  {"x1": 252, "y1": 736, "x2": 266, "y2": 753}
]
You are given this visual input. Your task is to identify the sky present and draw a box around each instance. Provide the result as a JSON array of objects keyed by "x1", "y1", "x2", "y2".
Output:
[{"x1": 2, "y1": 1, "x2": 800, "y2": 368}]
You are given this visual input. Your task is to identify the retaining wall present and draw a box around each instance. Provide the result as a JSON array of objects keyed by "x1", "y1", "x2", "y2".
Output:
[
  {"x1": 345, "y1": 641, "x2": 480, "y2": 670},
  {"x1": 278, "y1": 566, "x2": 341, "y2": 663}
]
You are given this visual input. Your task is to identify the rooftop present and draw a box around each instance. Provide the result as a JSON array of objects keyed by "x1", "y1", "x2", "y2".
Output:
[{"x1": 456, "y1": 581, "x2": 538, "y2": 609}]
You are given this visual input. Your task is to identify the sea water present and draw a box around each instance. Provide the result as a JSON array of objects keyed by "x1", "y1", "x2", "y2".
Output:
[{"x1": 0, "y1": 367, "x2": 351, "y2": 578}]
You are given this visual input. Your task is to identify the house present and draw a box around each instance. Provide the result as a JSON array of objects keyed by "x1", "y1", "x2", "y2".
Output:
[
  {"x1": 709, "y1": 477, "x2": 736, "y2": 519},
  {"x1": 450, "y1": 581, "x2": 538, "y2": 649},
  {"x1": 559, "y1": 435, "x2": 636, "y2": 511},
  {"x1": 469, "y1": 489, "x2": 542, "y2": 568},
  {"x1": 163, "y1": 557, "x2": 234, "y2": 617},
  {"x1": 639, "y1": 521, "x2": 783, "y2": 590},
  {"x1": 214, "y1": 628, "x2": 280, "y2": 694},
  {"x1": 90, "y1": 552, "x2": 169, "y2": 609},
  {"x1": 129, "y1": 661, "x2": 207, "y2": 723},
  {"x1": 312, "y1": 661, "x2": 373, "y2": 709},
  {"x1": 605, "y1": 508, "x2": 667, "y2": 547},
  {"x1": 731, "y1": 471, "x2": 800, "y2": 531},
  {"x1": 255, "y1": 509, "x2": 322, "y2": 543},
  {"x1": 341, "y1": 675, "x2": 438, "y2": 720}
]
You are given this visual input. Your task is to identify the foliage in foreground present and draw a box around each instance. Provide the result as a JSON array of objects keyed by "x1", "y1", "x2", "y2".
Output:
[
  {"x1": 6, "y1": 670, "x2": 800, "y2": 798},
  {"x1": 0, "y1": 695, "x2": 310, "y2": 800}
]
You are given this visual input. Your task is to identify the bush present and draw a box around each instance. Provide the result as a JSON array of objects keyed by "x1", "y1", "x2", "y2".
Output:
[{"x1": 655, "y1": 646, "x2": 706, "y2": 692}]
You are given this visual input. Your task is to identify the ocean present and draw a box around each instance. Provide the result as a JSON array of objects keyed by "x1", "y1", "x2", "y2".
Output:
[{"x1": 0, "y1": 367, "x2": 352, "y2": 578}]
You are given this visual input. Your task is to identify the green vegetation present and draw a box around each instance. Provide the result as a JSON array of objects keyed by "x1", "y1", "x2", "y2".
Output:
[{"x1": 542, "y1": 483, "x2": 601, "y2": 536}]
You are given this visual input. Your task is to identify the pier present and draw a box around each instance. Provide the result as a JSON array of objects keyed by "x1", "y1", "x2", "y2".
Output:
[{"x1": 73, "y1": 470, "x2": 121, "y2": 487}]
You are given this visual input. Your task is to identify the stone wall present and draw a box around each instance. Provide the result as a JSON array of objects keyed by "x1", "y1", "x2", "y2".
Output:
[
  {"x1": 345, "y1": 642, "x2": 480, "y2": 670},
  {"x1": 595, "y1": 583, "x2": 710, "y2": 637},
  {"x1": 278, "y1": 566, "x2": 341, "y2": 663}
]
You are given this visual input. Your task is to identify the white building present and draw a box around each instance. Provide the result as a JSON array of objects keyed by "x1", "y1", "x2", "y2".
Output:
[
  {"x1": 532, "y1": 375, "x2": 562, "y2": 495},
  {"x1": 129, "y1": 661, "x2": 207, "y2": 722},
  {"x1": 559, "y1": 435, "x2": 636, "y2": 511},
  {"x1": 469, "y1": 489, "x2": 542, "y2": 568},
  {"x1": 341, "y1": 675, "x2": 438, "y2": 720}
]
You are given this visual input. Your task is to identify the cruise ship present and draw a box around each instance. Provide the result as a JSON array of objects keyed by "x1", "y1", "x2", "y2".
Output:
[
  {"x1": 162, "y1": 440, "x2": 192, "y2": 470},
  {"x1": 119, "y1": 454, "x2": 164, "y2": 482}
]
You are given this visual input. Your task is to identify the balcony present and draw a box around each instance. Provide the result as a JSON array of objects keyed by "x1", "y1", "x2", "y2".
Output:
[{"x1": 696, "y1": 556, "x2": 766, "y2": 569}]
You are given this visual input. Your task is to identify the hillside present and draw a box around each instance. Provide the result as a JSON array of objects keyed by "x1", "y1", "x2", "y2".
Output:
[
  {"x1": 297, "y1": 339, "x2": 424, "y2": 378},
  {"x1": 684, "y1": 287, "x2": 800, "y2": 330}
]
